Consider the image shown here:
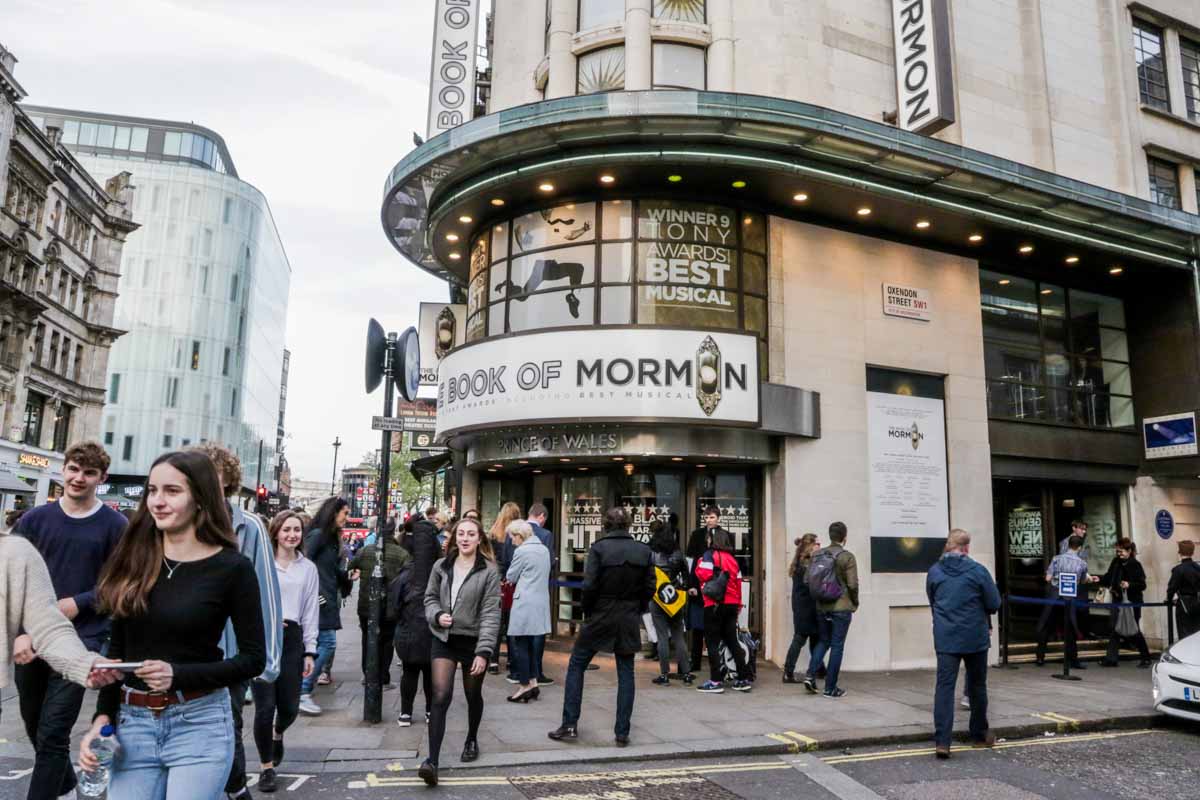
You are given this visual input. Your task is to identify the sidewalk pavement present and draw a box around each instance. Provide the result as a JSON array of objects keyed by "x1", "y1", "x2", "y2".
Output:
[{"x1": 0, "y1": 598, "x2": 1167, "y2": 776}]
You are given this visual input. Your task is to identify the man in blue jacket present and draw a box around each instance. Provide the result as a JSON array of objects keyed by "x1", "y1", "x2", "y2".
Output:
[{"x1": 926, "y1": 529, "x2": 1001, "y2": 759}]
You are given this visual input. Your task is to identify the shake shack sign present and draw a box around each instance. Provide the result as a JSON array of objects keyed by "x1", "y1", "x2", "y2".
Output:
[
  {"x1": 891, "y1": 0, "x2": 955, "y2": 136},
  {"x1": 435, "y1": 328, "x2": 759, "y2": 439}
]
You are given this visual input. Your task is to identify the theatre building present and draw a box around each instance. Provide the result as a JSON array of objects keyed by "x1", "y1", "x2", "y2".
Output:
[{"x1": 383, "y1": 1, "x2": 1200, "y2": 670}]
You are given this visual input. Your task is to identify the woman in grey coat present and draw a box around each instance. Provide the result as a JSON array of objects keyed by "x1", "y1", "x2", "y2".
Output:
[{"x1": 504, "y1": 520, "x2": 551, "y2": 703}]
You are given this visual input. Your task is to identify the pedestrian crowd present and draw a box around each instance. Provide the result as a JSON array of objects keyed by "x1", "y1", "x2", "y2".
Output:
[{"x1": 2, "y1": 437, "x2": 1199, "y2": 797}]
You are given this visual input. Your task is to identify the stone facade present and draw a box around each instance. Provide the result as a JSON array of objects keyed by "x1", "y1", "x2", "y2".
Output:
[{"x1": 0, "y1": 44, "x2": 137, "y2": 505}]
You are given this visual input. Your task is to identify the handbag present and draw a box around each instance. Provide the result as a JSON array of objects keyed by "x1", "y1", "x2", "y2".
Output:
[
  {"x1": 1094, "y1": 586, "x2": 1110, "y2": 605},
  {"x1": 500, "y1": 580, "x2": 515, "y2": 611},
  {"x1": 1114, "y1": 605, "x2": 1139, "y2": 638},
  {"x1": 701, "y1": 551, "x2": 730, "y2": 602}
]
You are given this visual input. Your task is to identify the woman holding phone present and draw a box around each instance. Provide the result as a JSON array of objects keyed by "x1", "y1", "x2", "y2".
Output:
[
  {"x1": 78, "y1": 451, "x2": 266, "y2": 799},
  {"x1": 418, "y1": 517, "x2": 501, "y2": 786},
  {"x1": 253, "y1": 511, "x2": 320, "y2": 792}
]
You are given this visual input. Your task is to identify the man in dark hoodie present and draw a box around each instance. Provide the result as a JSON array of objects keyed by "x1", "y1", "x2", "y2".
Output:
[{"x1": 925, "y1": 529, "x2": 1001, "y2": 759}]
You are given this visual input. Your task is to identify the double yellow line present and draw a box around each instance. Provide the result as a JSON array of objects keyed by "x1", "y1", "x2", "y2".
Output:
[
  {"x1": 821, "y1": 728, "x2": 1155, "y2": 764},
  {"x1": 357, "y1": 759, "x2": 796, "y2": 788}
]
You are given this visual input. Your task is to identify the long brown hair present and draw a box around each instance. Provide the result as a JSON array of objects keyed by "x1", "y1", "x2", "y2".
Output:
[
  {"x1": 97, "y1": 451, "x2": 237, "y2": 618},
  {"x1": 269, "y1": 510, "x2": 305, "y2": 551},
  {"x1": 789, "y1": 533, "x2": 819, "y2": 577},
  {"x1": 489, "y1": 501, "x2": 522, "y2": 543},
  {"x1": 447, "y1": 517, "x2": 495, "y2": 564}
]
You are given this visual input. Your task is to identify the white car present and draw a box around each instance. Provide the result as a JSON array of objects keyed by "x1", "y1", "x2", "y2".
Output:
[{"x1": 1153, "y1": 631, "x2": 1200, "y2": 723}]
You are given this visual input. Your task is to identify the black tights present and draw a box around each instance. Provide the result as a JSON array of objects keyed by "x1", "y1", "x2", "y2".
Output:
[
  {"x1": 400, "y1": 662, "x2": 433, "y2": 717},
  {"x1": 427, "y1": 657, "x2": 485, "y2": 766}
]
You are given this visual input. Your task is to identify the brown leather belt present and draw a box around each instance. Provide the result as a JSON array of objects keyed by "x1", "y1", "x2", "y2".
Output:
[{"x1": 121, "y1": 688, "x2": 212, "y2": 713}]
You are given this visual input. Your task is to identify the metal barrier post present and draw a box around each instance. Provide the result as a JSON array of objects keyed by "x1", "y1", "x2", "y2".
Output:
[{"x1": 1051, "y1": 598, "x2": 1081, "y2": 682}]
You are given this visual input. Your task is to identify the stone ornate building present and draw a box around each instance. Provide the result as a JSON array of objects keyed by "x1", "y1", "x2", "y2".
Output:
[{"x1": 0, "y1": 44, "x2": 137, "y2": 508}]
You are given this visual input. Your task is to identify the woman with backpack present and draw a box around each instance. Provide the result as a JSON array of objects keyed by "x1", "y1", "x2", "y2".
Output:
[
  {"x1": 783, "y1": 534, "x2": 822, "y2": 684},
  {"x1": 1098, "y1": 538, "x2": 1153, "y2": 668},
  {"x1": 691, "y1": 529, "x2": 751, "y2": 693},
  {"x1": 253, "y1": 511, "x2": 319, "y2": 793},
  {"x1": 649, "y1": 520, "x2": 692, "y2": 685}
]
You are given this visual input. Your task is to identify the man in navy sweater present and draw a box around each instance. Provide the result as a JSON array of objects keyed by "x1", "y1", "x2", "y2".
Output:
[{"x1": 13, "y1": 441, "x2": 126, "y2": 800}]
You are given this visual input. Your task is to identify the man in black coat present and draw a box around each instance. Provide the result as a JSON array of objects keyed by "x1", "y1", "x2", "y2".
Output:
[
  {"x1": 1167, "y1": 540, "x2": 1200, "y2": 640},
  {"x1": 549, "y1": 507, "x2": 654, "y2": 747}
]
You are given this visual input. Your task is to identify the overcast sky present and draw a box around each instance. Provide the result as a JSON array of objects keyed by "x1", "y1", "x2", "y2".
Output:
[{"x1": 6, "y1": 0, "x2": 457, "y2": 483}]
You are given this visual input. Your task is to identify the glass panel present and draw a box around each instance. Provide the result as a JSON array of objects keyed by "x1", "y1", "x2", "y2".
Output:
[
  {"x1": 1133, "y1": 20, "x2": 1170, "y2": 111},
  {"x1": 114, "y1": 126, "x2": 131, "y2": 149},
  {"x1": 560, "y1": 474, "x2": 611, "y2": 624},
  {"x1": 1148, "y1": 157, "x2": 1181, "y2": 209},
  {"x1": 1107, "y1": 395, "x2": 1135, "y2": 428},
  {"x1": 695, "y1": 471, "x2": 754, "y2": 587},
  {"x1": 1038, "y1": 284, "x2": 1066, "y2": 353},
  {"x1": 467, "y1": 271, "x2": 488, "y2": 316},
  {"x1": 982, "y1": 302, "x2": 1039, "y2": 349},
  {"x1": 600, "y1": 287, "x2": 631, "y2": 324},
  {"x1": 742, "y1": 252, "x2": 766, "y2": 296},
  {"x1": 578, "y1": 0, "x2": 623, "y2": 30},
  {"x1": 488, "y1": 302, "x2": 505, "y2": 336},
  {"x1": 620, "y1": 471, "x2": 684, "y2": 545},
  {"x1": 466, "y1": 311, "x2": 486, "y2": 342},
  {"x1": 163, "y1": 131, "x2": 181, "y2": 156},
  {"x1": 506, "y1": 244, "x2": 595, "y2": 300},
  {"x1": 984, "y1": 341, "x2": 1043, "y2": 384},
  {"x1": 745, "y1": 295, "x2": 766, "y2": 337},
  {"x1": 96, "y1": 125, "x2": 116, "y2": 148},
  {"x1": 202, "y1": 138, "x2": 213, "y2": 164},
  {"x1": 488, "y1": 261, "x2": 508, "y2": 303},
  {"x1": 490, "y1": 222, "x2": 508, "y2": 262},
  {"x1": 511, "y1": 203, "x2": 595, "y2": 253},
  {"x1": 600, "y1": 242, "x2": 633, "y2": 283},
  {"x1": 601, "y1": 199, "x2": 633, "y2": 240},
  {"x1": 180, "y1": 133, "x2": 194, "y2": 159},
  {"x1": 192, "y1": 135, "x2": 205, "y2": 160},
  {"x1": 1099, "y1": 328, "x2": 1128, "y2": 362},
  {"x1": 577, "y1": 46, "x2": 625, "y2": 94},
  {"x1": 62, "y1": 120, "x2": 79, "y2": 145},
  {"x1": 1184, "y1": 37, "x2": 1200, "y2": 122},
  {"x1": 130, "y1": 127, "x2": 149, "y2": 152},
  {"x1": 1068, "y1": 288, "x2": 1125, "y2": 356},
  {"x1": 742, "y1": 211, "x2": 766, "y2": 253},
  {"x1": 78, "y1": 122, "x2": 97, "y2": 147},
  {"x1": 652, "y1": 42, "x2": 706, "y2": 90},
  {"x1": 638, "y1": 294, "x2": 738, "y2": 328},
  {"x1": 507, "y1": 288, "x2": 595, "y2": 331},
  {"x1": 653, "y1": 0, "x2": 705, "y2": 23},
  {"x1": 469, "y1": 234, "x2": 489, "y2": 280},
  {"x1": 638, "y1": 199, "x2": 737, "y2": 245}
]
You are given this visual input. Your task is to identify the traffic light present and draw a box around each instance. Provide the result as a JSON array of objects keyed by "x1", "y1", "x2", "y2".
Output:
[{"x1": 256, "y1": 484, "x2": 268, "y2": 512}]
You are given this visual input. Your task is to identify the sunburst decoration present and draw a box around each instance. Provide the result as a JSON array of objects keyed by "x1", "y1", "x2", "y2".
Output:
[
  {"x1": 577, "y1": 47, "x2": 625, "y2": 94},
  {"x1": 654, "y1": 0, "x2": 705, "y2": 24}
]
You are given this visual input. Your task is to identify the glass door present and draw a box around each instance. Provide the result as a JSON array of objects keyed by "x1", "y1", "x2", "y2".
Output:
[
  {"x1": 557, "y1": 473, "x2": 612, "y2": 633},
  {"x1": 693, "y1": 470, "x2": 760, "y2": 633},
  {"x1": 994, "y1": 480, "x2": 1050, "y2": 643}
]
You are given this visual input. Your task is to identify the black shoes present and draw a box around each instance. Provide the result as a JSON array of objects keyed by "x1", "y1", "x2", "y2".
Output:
[
  {"x1": 548, "y1": 725, "x2": 578, "y2": 742},
  {"x1": 272, "y1": 738, "x2": 284, "y2": 768},
  {"x1": 418, "y1": 759, "x2": 438, "y2": 786},
  {"x1": 935, "y1": 745, "x2": 951, "y2": 760},
  {"x1": 615, "y1": 734, "x2": 630, "y2": 747},
  {"x1": 258, "y1": 769, "x2": 277, "y2": 793},
  {"x1": 461, "y1": 739, "x2": 479, "y2": 762},
  {"x1": 782, "y1": 672, "x2": 801, "y2": 684},
  {"x1": 537, "y1": 675, "x2": 555, "y2": 685},
  {"x1": 507, "y1": 686, "x2": 540, "y2": 703},
  {"x1": 488, "y1": 663, "x2": 500, "y2": 675},
  {"x1": 823, "y1": 687, "x2": 846, "y2": 699},
  {"x1": 802, "y1": 676, "x2": 818, "y2": 694},
  {"x1": 1100, "y1": 660, "x2": 1119, "y2": 668}
]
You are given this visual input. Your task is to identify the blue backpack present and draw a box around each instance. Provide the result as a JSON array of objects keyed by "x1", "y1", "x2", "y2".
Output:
[{"x1": 806, "y1": 549, "x2": 844, "y2": 602}]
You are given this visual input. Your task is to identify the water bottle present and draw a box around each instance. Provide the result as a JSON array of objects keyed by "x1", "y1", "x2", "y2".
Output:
[{"x1": 78, "y1": 724, "x2": 117, "y2": 797}]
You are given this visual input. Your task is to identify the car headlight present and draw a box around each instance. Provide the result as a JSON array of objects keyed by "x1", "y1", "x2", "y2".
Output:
[{"x1": 1160, "y1": 650, "x2": 1182, "y2": 664}]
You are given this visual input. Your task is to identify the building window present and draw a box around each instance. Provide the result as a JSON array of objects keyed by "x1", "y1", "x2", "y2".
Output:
[
  {"x1": 48, "y1": 332, "x2": 59, "y2": 370},
  {"x1": 122, "y1": 435, "x2": 133, "y2": 461},
  {"x1": 23, "y1": 393, "x2": 45, "y2": 446},
  {"x1": 165, "y1": 376, "x2": 180, "y2": 408},
  {"x1": 652, "y1": 42, "x2": 706, "y2": 89},
  {"x1": 653, "y1": 0, "x2": 705, "y2": 23},
  {"x1": 1183, "y1": 37, "x2": 1200, "y2": 123},
  {"x1": 578, "y1": 0, "x2": 623, "y2": 30},
  {"x1": 577, "y1": 46, "x2": 626, "y2": 94},
  {"x1": 109, "y1": 373, "x2": 120, "y2": 403},
  {"x1": 52, "y1": 404, "x2": 72, "y2": 452},
  {"x1": 1148, "y1": 156, "x2": 1181, "y2": 208},
  {"x1": 103, "y1": 431, "x2": 114, "y2": 446},
  {"x1": 73, "y1": 344, "x2": 83, "y2": 382},
  {"x1": 191, "y1": 340, "x2": 201, "y2": 370},
  {"x1": 230, "y1": 389, "x2": 239, "y2": 416},
  {"x1": 230, "y1": 274, "x2": 239, "y2": 302},
  {"x1": 222, "y1": 347, "x2": 231, "y2": 376},
  {"x1": 981, "y1": 270, "x2": 1133, "y2": 429},
  {"x1": 1133, "y1": 20, "x2": 1170, "y2": 111}
]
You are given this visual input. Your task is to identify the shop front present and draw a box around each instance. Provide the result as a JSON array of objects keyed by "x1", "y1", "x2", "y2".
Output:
[{"x1": 0, "y1": 442, "x2": 62, "y2": 511}]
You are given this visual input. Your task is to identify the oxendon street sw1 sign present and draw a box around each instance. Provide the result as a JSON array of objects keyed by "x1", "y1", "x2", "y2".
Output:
[
  {"x1": 891, "y1": 0, "x2": 955, "y2": 135},
  {"x1": 434, "y1": 328, "x2": 760, "y2": 440},
  {"x1": 426, "y1": 0, "x2": 481, "y2": 139},
  {"x1": 882, "y1": 283, "x2": 932, "y2": 321}
]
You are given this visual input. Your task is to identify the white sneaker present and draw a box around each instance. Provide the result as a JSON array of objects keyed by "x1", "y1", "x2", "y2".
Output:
[
  {"x1": 298, "y1": 694, "x2": 322, "y2": 716},
  {"x1": 397, "y1": 713, "x2": 412, "y2": 727},
  {"x1": 961, "y1": 696, "x2": 971, "y2": 709}
]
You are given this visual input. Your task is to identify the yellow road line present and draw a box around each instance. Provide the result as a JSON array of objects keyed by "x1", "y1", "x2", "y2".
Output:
[
  {"x1": 821, "y1": 729, "x2": 1155, "y2": 764},
  {"x1": 766, "y1": 733, "x2": 802, "y2": 752},
  {"x1": 784, "y1": 731, "x2": 819, "y2": 751}
]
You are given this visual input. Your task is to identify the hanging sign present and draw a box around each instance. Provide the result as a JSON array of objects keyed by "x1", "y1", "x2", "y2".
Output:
[
  {"x1": 426, "y1": 0, "x2": 481, "y2": 139},
  {"x1": 891, "y1": 0, "x2": 956, "y2": 135},
  {"x1": 418, "y1": 302, "x2": 466, "y2": 386}
]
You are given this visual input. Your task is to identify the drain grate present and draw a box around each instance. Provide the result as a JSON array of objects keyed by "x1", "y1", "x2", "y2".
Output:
[{"x1": 513, "y1": 771, "x2": 743, "y2": 800}]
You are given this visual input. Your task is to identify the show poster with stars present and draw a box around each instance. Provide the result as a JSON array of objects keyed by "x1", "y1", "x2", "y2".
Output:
[
  {"x1": 696, "y1": 501, "x2": 753, "y2": 554},
  {"x1": 622, "y1": 498, "x2": 675, "y2": 544},
  {"x1": 565, "y1": 499, "x2": 604, "y2": 552}
]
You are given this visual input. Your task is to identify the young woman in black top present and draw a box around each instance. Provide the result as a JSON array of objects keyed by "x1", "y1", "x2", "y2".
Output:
[
  {"x1": 78, "y1": 451, "x2": 266, "y2": 800},
  {"x1": 417, "y1": 517, "x2": 501, "y2": 786}
]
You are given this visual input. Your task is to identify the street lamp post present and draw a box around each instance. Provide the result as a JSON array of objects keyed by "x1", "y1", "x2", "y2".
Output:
[{"x1": 330, "y1": 436, "x2": 342, "y2": 496}]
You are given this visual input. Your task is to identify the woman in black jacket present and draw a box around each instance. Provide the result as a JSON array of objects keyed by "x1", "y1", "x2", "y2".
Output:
[
  {"x1": 298, "y1": 497, "x2": 351, "y2": 715},
  {"x1": 1099, "y1": 538, "x2": 1152, "y2": 667},
  {"x1": 783, "y1": 534, "x2": 822, "y2": 683},
  {"x1": 395, "y1": 513, "x2": 441, "y2": 727},
  {"x1": 648, "y1": 520, "x2": 692, "y2": 685}
]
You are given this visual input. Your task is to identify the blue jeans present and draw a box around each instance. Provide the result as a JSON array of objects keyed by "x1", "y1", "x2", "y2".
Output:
[
  {"x1": 110, "y1": 689, "x2": 233, "y2": 800},
  {"x1": 534, "y1": 634, "x2": 547, "y2": 679},
  {"x1": 933, "y1": 651, "x2": 989, "y2": 747},
  {"x1": 561, "y1": 644, "x2": 635, "y2": 737},
  {"x1": 300, "y1": 629, "x2": 337, "y2": 694},
  {"x1": 807, "y1": 611, "x2": 852, "y2": 691},
  {"x1": 510, "y1": 635, "x2": 537, "y2": 684}
]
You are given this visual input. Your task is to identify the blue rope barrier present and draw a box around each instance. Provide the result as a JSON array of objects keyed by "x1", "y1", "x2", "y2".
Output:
[{"x1": 1008, "y1": 594, "x2": 1172, "y2": 610}]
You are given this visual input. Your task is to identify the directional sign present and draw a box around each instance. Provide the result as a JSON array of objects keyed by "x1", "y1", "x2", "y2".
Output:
[
  {"x1": 371, "y1": 416, "x2": 405, "y2": 432},
  {"x1": 409, "y1": 430, "x2": 445, "y2": 452},
  {"x1": 1058, "y1": 572, "x2": 1078, "y2": 599}
]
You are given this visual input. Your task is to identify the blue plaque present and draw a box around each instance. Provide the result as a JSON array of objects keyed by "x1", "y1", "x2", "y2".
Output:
[{"x1": 1155, "y1": 509, "x2": 1175, "y2": 540}]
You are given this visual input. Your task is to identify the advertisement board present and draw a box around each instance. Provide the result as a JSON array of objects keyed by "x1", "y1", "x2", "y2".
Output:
[
  {"x1": 418, "y1": 302, "x2": 467, "y2": 386},
  {"x1": 1143, "y1": 412, "x2": 1198, "y2": 459},
  {"x1": 867, "y1": 390, "x2": 949, "y2": 540},
  {"x1": 435, "y1": 328, "x2": 760, "y2": 440},
  {"x1": 891, "y1": 0, "x2": 956, "y2": 135},
  {"x1": 426, "y1": 0, "x2": 481, "y2": 138}
]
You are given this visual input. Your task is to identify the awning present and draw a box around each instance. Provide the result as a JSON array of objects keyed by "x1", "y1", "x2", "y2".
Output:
[
  {"x1": 409, "y1": 451, "x2": 452, "y2": 480},
  {"x1": 0, "y1": 471, "x2": 35, "y2": 493}
]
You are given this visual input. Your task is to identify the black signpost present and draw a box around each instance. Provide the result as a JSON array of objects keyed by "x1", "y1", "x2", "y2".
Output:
[{"x1": 363, "y1": 319, "x2": 420, "y2": 723}]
